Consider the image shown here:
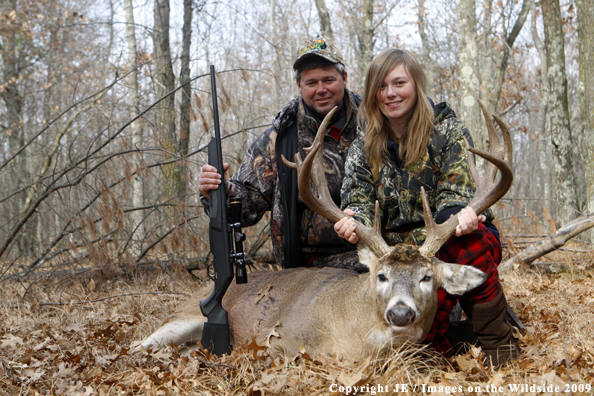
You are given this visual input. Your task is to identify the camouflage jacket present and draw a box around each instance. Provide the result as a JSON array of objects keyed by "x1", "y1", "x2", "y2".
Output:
[
  {"x1": 341, "y1": 102, "x2": 494, "y2": 246},
  {"x1": 201, "y1": 89, "x2": 362, "y2": 268}
]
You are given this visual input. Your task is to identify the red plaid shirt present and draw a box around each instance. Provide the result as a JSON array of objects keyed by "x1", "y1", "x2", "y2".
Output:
[{"x1": 423, "y1": 223, "x2": 502, "y2": 353}]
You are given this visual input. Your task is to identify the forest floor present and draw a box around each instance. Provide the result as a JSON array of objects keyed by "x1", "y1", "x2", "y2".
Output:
[{"x1": 1, "y1": 241, "x2": 594, "y2": 395}]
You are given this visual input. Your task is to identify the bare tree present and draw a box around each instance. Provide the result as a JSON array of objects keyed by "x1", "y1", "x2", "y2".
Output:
[
  {"x1": 0, "y1": 0, "x2": 27, "y2": 223},
  {"x1": 576, "y1": 0, "x2": 594, "y2": 205},
  {"x1": 153, "y1": 0, "x2": 180, "y2": 206},
  {"x1": 457, "y1": 0, "x2": 483, "y2": 150},
  {"x1": 479, "y1": 0, "x2": 494, "y2": 106},
  {"x1": 358, "y1": 0, "x2": 375, "y2": 83},
  {"x1": 125, "y1": 0, "x2": 145, "y2": 243},
  {"x1": 269, "y1": 0, "x2": 281, "y2": 105},
  {"x1": 337, "y1": 0, "x2": 399, "y2": 88},
  {"x1": 530, "y1": 0, "x2": 552, "y2": 206},
  {"x1": 541, "y1": 0, "x2": 578, "y2": 225},
  {"x1": 417, "y1": 0, "x2": 434, "y2": 98},
  {"x1": 178, "y1": 0, "x2": 195, "y2": 203},
  {"x1": 485, "y1": 0, "x2": 530, "y2": 113},
  {"x1": 576, "y1": 0, "x2": 594, "y2": 239},
  {"x1": 314, "y1": 0, "x2": 334, "y2": 42}
]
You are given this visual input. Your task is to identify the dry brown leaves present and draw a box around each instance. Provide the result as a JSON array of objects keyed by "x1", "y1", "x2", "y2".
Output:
[{"x1": 1, "y1": 260, "x2": 593, "y2": 395}]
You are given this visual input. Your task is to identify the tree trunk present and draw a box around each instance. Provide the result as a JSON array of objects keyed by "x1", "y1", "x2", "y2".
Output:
[
  {"x1": 486, "y1": 0, "x2": 530, "y2": 113},
  {"x1": 358, "y1": 0, "x2": 374, "y2": 85},
  {"x1": 269, "y1": 0, "x2": 280, "y2": 104},
  {"x1": 576, "y1": 0, "x2": 594, "y2": 240},
  {"x1": 152, "y1": 0, "x2": 179, "y2": 208},
  {"x1": 1, "y1": 0, "x2": 30, "y2": 255},
  {"x1": 417, "y1": 0, "x2": 434, "y2": 98},
  {"x1": 314, "y1": 0, "x2": 334, "y2": 42},
  {"x1": 541, "y1": 0, "x2": 578, "y2": 225},
  {"x1": 457, "y1": 0, "x2": 483, "y2": 150},
  {"x1": 178, "y1": 0, "x2": 193, "y2": 203},
  {"x1": 125, "y1": 0, "x2": 145, "y2": 243},
  {"x1": 530, "y1": 0, "x2": 552, "y2": 207},
  {"x1": 480, "y1": 0, "x2": 493, "y2": 106}
]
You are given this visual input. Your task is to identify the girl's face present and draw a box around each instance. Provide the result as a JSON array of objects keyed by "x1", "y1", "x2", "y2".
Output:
[{"x1": 376, "y1": 63, "x2": 417, "y2": 133}]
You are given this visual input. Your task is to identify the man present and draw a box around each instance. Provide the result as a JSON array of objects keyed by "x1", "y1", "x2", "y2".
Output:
[{"x1": 198, "y1": 37, "x2": 363, "y2": 270}]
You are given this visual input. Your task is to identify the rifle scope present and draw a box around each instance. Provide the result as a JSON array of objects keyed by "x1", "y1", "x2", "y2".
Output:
[{"x1": 229, "y1": 197, "x2": 247, "y2": 284}]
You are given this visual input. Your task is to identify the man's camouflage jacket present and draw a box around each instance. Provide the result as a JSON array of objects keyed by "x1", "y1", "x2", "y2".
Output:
[{"x1": 201, "y1": 90, "x2": 362, "y2": 268}]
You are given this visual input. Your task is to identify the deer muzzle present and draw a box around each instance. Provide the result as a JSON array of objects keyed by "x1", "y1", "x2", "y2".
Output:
[{"x1": 386, "y1": 305, "x2": 417, "y2": 327}]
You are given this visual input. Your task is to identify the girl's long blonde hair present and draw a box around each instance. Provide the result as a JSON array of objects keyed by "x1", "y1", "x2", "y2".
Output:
[{"x1": 359, "y1": 48, "x2": 434, "y2": 180}]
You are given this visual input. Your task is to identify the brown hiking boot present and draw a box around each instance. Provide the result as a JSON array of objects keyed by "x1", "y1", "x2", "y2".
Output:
[{"x1": 460, "y1": 291, "x2": 518, "y2": 367}]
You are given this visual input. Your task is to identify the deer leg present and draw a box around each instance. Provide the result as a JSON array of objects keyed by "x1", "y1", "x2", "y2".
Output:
[{"x1": 140, "y1": 314, "x2": 206, "y2": 351}]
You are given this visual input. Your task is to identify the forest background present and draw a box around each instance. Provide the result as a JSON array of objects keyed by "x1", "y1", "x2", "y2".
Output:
[{"x1": 0, "y1": 0, "x2": 593, "y2": 274}]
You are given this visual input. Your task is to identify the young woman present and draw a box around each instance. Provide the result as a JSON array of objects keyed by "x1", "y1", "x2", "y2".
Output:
[{"x1": 334, "y1": 48, "x2": 517, "y2": 366}]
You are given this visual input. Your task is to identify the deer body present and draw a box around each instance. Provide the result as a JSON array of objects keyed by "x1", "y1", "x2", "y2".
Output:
[
  {"x1": 140, "y1": 102, "x2": 512, "y2": 360},
  {"x1": 141, "y1": 246, "x2": 486, "y2": 359}
]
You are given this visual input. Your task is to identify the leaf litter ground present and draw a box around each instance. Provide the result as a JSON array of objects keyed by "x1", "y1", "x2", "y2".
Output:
[{"x1": 1, "y1": 251, "x2": 594, "y2": 395}]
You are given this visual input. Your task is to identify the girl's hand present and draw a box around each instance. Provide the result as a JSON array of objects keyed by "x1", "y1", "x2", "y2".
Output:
[
  {"x1": 455, "y1": 207, "x2": 486, "y2": 236},
  {"x1": 334, "y1": 209, "x2": 359, "y2": 244}
]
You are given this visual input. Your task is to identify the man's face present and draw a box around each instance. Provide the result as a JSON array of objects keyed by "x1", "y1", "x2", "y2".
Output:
[{"x1": 296, "y1": 65, "x2": 347, "y2": 116}]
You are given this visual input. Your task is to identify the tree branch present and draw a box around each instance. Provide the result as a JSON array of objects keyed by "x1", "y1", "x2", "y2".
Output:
[{"x1": 500, "y1": 212, "x2": 594, "y2": 270}]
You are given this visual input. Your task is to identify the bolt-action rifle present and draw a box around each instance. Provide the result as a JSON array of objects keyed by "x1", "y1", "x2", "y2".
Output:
[{"x1": 199, "y1": 65, "x2": 247, "y2": 356}]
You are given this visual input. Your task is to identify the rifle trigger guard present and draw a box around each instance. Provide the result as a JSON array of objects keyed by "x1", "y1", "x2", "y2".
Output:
[{"x1": 206, "y1": 261, "x2": 216, "y2": 280}]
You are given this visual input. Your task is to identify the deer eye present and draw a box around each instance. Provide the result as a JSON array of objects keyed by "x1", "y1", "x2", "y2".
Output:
[
  {"x1": 421, "y1": 275, "x2": 432, "y2": 282},
  {"x1": 378, "y1": 273, "x2": 388, "y2": 282}
]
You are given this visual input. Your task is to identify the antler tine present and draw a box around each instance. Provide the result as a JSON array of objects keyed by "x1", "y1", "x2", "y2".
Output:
[
  {"x1": 418, "y1": 187, "x2": 440, "y2": 253},
  {"x1": 419, "y1": 102, "x2": 514, "y2": 258},
  {"x1": 283, "y1": 107, "x2": 336, "y2": 203},
  {"x1": 477, "y1": 99, "x2": 502, "y2": 183},
  {"x1": 283, "y1": 107, "x2": 391, "y2": 259},
  {"x1": 492, "y1": 113, "x2": 513, "y2": 165},
  {"x1": 374, "y1": 201, "x2": 382, "y2": 237},
  {"x1": 309, "y1": 107, "x2": 337, "y2": 203}
]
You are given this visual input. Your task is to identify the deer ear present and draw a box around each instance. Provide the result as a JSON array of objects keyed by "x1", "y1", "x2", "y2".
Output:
[
  {"x1": 356, "y1": 245, "x2": 378, "y2": 274},
  {"x1": 432, "y1": 258, "x2": 487, "y2": 296}
]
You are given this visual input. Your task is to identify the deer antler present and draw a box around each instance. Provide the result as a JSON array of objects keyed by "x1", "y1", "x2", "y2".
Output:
[
  {"x1": 281, "y1": 107, "x2": 391, "y2": 259},
  {"x1": 418, "y1": 99, "x2": 513, "y2": 258}
]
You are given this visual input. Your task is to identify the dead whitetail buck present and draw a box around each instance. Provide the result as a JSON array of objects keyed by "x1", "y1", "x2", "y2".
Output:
[{"x1": 140, "y1": 100, "x2": 513, "y2": 360}]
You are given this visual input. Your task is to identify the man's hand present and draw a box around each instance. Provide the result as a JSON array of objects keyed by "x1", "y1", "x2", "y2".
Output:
[
  {"x1": 198, "y1": 163, "x2": 229, "y2": 199},
  {"x1": 334, "y1": 208, "x2": 359, "y2": 244},
  {"x1": 455, "y1": 207, "x2": 486, "y2": 237}
]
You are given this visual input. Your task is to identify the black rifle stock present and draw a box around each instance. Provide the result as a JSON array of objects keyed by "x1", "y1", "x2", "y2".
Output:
[{"x1": 199, "y1": 65, "x2": 247, "y2": 356}]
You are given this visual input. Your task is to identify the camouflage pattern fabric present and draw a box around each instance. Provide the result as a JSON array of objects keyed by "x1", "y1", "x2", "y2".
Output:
[
  {"x1": 293, "y1": 37, "x2": 344, "y2": 68},
  {"x1": 201, "y1": 90, "x2": 361, "y2": 268},
  {"x1": 341, "y1": 102, "x2": 493, "y2": 246}
]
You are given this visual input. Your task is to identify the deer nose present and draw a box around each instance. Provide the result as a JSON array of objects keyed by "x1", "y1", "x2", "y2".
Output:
[{"x1": 387, "y1": 305, "x2": 416, "y2": 327}]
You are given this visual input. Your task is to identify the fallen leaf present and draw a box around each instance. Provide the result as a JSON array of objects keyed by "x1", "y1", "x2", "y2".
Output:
[
  {"x1": 252, "y1": 371, "x2": 288, "y2": 394},
  {"x1": 454, "y1": 354, "x2": 481, "y2": 373},
  {"x1": 64, "y1": 323, "x2": 84, "y2": 332},
  {"x1": 53, "y1": 362, "x2": 76, "y2": 378},
  {"x1": 1, "y1": 334, "x2": 23, "y2": 349}
]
